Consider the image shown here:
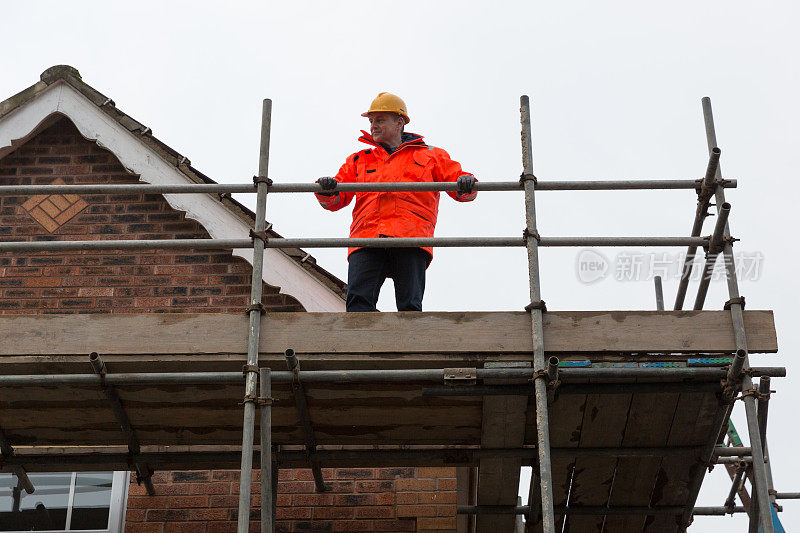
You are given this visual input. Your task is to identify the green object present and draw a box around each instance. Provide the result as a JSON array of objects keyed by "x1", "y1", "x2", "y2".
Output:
[{"x1": 727, "y1": 420, "x2": 744, "y2": 447}]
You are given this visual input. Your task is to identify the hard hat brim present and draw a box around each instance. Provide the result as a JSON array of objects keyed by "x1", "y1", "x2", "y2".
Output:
[{"x1": 361, "y1": 111, "x2": 410, "y2": 124}]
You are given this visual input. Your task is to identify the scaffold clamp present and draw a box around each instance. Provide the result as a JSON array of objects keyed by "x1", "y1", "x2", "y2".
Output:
[
  {"x1": 525, "y1": 300, "x2": 547, "y2": 313},
  {"x1": 245, "y1": 302, "x2": 266, "y2": 315},
  {"x1": 530, "y1": 369, "x2": 560, "y2": 391},
  {"x1": 519, "y1": 172, "x2": 537, "y2": 185},
  {"x1": 724, "y1": 296, "x2": 746, "y2": 310},
  {"x1": 443, "y1": 368, "x2": 477, "y2": 385},
  {"x1": 523, "y1": 228, "x2": 541, "y2": 243},
  {"x1": 249, "y1": 229, "x2": 269, "y2": 243},
  {"x1": 239, "y1": 394, "x2": 275, "y2": 406},
  {"x1": 242, "y1": 364, "x2": 260, "y2": 376},
  {"x1": 253, "y1": 175, "x2": 274, "y2": 186}
]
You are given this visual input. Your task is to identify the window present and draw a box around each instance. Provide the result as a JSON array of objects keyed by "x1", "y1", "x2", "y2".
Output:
[{"x1": 0, "y1": 472, "x2": 128, "y2": 533}]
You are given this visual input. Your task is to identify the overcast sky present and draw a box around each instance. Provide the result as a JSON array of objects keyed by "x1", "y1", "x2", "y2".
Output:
[{"x1": 3, "y1": 0, "x2": 798, "y2": 529}]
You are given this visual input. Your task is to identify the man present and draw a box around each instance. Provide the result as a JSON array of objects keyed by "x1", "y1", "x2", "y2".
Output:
[{"x1": 316, "y1": 92, "x2": 477, "y2": 312}]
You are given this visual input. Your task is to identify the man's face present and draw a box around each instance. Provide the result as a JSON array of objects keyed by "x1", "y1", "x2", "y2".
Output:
[{"x1": 368, "y1": 112, "x2": 404, "y2": 144}]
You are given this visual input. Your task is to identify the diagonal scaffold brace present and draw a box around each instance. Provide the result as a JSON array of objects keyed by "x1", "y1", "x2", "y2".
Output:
[
  {"x1": 676, "y1": 97, "x2": 775, "y2": 533},
  {"x1": 520, "y1": 95, "x2": 556, "y2": 533},
  {"x1": 285, "y1": 349, "x2": 327, "y2": 493},
  {"x1": 88, "y1": 352, "x2": 155, "y2": 495},
  {"x1": 237, "y1": 98, "x2": 273, "y2": 533}
]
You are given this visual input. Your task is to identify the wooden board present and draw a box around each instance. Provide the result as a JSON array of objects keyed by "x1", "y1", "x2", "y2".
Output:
[
  {"x1": 525, "y1": 392, "x2": 587, "y2": 533},
  {"x1": 476, "y1": 394, "x2": 528, "y2": 532},
  {"x1": 603, "y1": 391, "x2": 680, "y2": 532},
  {"x1": 644, "y1": 392, "x2": 722, "y2": 532},
  {"x1": 0, "y1": 311, "x2": 778, "y2": 374},
  {"x1": 563, "y1": 392, "x2": 633, "y2": 531}
]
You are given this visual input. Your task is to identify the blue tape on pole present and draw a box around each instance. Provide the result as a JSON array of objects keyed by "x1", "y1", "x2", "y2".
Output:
[
  {"x1": 557, "y1": 361, "x2": 591, "y2": 368},
  {"x1": 688, "y1": 357, "x2": 733, "y2": 367}
]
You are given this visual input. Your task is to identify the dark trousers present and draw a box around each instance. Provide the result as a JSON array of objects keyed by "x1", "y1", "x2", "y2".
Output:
[{"x1": 346, "y1": 247, "x2": 429, "y2": 312}]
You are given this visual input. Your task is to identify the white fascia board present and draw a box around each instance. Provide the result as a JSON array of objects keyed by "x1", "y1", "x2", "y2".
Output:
[{"x1": 0, "y1": 82, "x2": 345, "y2": 312}]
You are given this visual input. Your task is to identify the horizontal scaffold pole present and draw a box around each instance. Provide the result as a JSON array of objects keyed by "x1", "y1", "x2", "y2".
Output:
[
  {"x1": 456, "y1": 505, "x2": 753, "y2": 516},
  {"x1": 1, "y1": 445, "x2": 703, "y2": 471},
  {"x1": 0, "y1": 366, "x2": 785, "y2": 387},
  {"x1": 0, "y1": 236, "x2": 713, "y2": 252},
  {"x1": 0, "y1": 179, "x2": 737, "y2": 196}
]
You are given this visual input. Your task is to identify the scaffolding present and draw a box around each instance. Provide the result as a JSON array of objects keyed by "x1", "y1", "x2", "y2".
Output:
[{"x1": 0, "y1": 95, "x2": 794, "y2": 533}]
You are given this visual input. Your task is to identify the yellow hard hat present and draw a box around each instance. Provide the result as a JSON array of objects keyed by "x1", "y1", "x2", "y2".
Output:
[{"x1": 361, "y1": 92, "x2": 410, "y2": 124}]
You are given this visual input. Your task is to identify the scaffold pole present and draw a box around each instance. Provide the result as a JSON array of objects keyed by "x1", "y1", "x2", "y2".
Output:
[
  {"x1": 520, "y1": 95, "x2": 556, "y2": 533},
  {"x1": 237, "y1": 98, "x2": 272, "y2": 533}
]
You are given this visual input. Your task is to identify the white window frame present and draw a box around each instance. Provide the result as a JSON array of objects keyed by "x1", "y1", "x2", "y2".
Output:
[{"x1": 0, "y1": 471, "x2": 129, "y2": 533}]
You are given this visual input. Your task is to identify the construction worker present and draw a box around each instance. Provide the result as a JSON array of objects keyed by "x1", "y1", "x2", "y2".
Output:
[{"x1": 315, "y1": 92, "x2": 477, "y2": 312}]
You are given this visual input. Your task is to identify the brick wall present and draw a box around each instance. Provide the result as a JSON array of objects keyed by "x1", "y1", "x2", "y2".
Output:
[
  {"x1": 0, "y1": 117, "x2": 460, "y2": 533},
  {"x1": 126, "y1": 467, "x2": 458, "y2": 533},
  {"x1": 0, "y1": 117, "x2": 302, "y2": 314}
]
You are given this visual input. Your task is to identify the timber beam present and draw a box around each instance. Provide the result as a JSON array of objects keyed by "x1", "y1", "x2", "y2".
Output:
[{"x1": 0, "y1": 311, "x2": 778, "y2": 372}]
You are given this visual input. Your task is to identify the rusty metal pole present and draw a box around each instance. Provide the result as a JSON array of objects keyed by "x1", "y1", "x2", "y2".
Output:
[
  {"x1": 237, "y1": 98, "x2": 272, "y2": 533},
  {"x1": 520, "y1": 95, "x2": 555, "y2": 533}
]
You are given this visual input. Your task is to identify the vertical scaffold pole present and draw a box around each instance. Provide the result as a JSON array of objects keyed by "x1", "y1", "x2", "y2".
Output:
[
  {"x1": 260, "y1": 367, "x2": 273, "y2": 533},
  {"x1": 699, "y1": 97, "x2": 773, "y2": 533},
  {"x1": 520, "y1": 95, "x2": 555, "y2": 533},
  {"x1": 237, "y1": 98, "x2": 272, "y2": 533}
]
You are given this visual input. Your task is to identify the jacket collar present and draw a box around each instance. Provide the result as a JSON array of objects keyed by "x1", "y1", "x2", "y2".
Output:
[{"x1": 358, "y1": 131, "x2": 426, "y2": 154}]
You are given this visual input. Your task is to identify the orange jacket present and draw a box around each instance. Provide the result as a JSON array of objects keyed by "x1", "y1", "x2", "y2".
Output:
[{"x1": 316, "y1": 131, "x2": 477, "y2": 260}]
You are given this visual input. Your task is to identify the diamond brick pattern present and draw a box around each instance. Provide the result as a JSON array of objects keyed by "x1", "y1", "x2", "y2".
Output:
[{"x1": 21, "y1": 178, "x2": 88, "y2": 232}]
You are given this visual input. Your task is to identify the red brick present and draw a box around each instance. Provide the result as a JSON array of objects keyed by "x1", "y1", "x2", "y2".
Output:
[
  {"x1": 397, "y1": 504, "x2": 437, "y2": 518},
  {"x1": 164, "y1": 523, "x2": 206, "y2": 533},
  {"x1": 312, "y1": 506, "x2": 355, "y2": 520},
  {"x1": 126, "y1": 509, "x2": 147, "y2": 521},
  {"x1": 373, "y1": 519, "x2": 416, "y2": 531},
  {"x1": 211, "y1": 470, "x2": 240, "y2": 481},
  {"x1": 187, "y1": 508, "x2": 229, "y2": 521},
  {"x1": 293, "y1": 493, "x2": 336, "y2": 506},
  {"x1": 376, "y1": 492, "x2": 395, "y2": 505},
  {"x1": 335, "y1": 494, "x2": 375, "y2": 506},
  {"x1": 150, "y1": 483, "x2": 192, "y2": 496},
  {"x1": 418, "y1": 516, "x2": 457, "y2": 530},
  {"x1": 355, "y1": 480, "x2": 394, "y2": 492},
  {"x1": 418, "y1": 491, "x2": 457, "y2": 504},
  {"x1": 397, "y1": 492, "x2": 417, "y2": 505},
  {"x1": 188, "y1": 482, "x2": 231, "y2": 495},
  {"x1": 146, "y1": 509, "x2": 189, "y2": 521},
  {"x1": 209, "y1": 495, "x2": 239, "y2": 507},
  {"x1": 279, "y1": 481, "x2": 318, "y2": 493},
  {"x1": 354, "y1": 506, "x2": 395, "y2": 519},
  {"x1": 168, "y1": 495, "x2": 209, "y2": 508},
  {"x1": 334, "y1": 468, "x2": 374, "y2": 479},
  {"x1": 128, "y1": 496, "x2": 169, "y2": 509},
  {"x1": 276, "y1": 506, "x2": 313, "y2": 519},
  {"x1": 333, "y1": 520, "x2": 374, "y2": 532},
  {"x1": 207, "y1": 522, "x2": 237, "y2": 533},
  {"x1": 125, "y1": 523, "x2": 165, "y2": 533},
  {"x1": 377, "y1": 467, "x2": 414, "y2": 479},
  {"x1": 437, "y1": 478, "x2": 457, "y2": 491},
  {"x1": 396, "y1": 478, "x2": 436, "y2": 492},
  {"x1": 416, "y1": 467, "x2": 456, "y2": 478}
]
